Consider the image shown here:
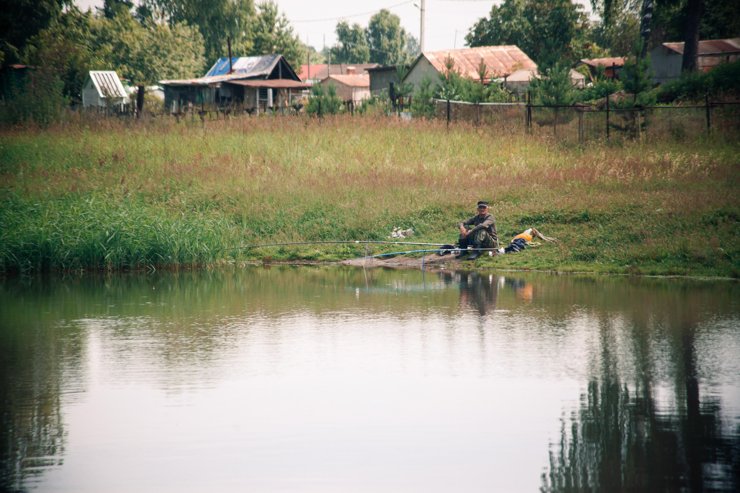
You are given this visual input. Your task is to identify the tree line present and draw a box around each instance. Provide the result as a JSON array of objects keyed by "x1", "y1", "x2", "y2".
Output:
[
  {"x1": 1, "y1": 0, "x2": 737, "y2": 123},
  {"x1": 465, "y1": 0, "x2": 738, "y2": 71}
]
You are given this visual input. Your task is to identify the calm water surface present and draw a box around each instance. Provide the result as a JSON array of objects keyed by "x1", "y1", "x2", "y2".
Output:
[{"x1": 1, "y1": 267, "x2": 738, "y2": 492}]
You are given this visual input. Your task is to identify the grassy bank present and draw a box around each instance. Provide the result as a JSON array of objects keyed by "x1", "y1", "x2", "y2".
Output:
[{"x1": 1, "y1": 116, "x2": 738, "y2": 277}]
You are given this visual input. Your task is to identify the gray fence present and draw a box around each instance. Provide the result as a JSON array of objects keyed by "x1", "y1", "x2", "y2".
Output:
[{"x1": 434, "y1": 99, "x2": 740, "y2": 144}]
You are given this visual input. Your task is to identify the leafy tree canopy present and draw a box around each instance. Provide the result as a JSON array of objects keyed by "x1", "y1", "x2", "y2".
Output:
[
  {"x1": 251, "y1": 1, "x2": 305, "y2": 70},
  {"x1": 142, "y1": 0, "x2": 255, "y2": 65},
  {"x1": 0, "y1": 0, "x2": 68, "y2": 65},
  {"x1": 465, "y1": 0, "x2": 594, "y2": 69},
  {"x1": 330, "y1": 21, "x2": 370, "y2": 64},
  {"x1": 367, "y1": 9, "x2": 411, "y2": 65}
]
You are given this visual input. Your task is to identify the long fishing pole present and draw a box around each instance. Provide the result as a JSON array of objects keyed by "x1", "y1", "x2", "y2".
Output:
[
  {"x1": 234, "y1": 240, "x2": 453, "y2": 250},
  {"x1": 370, "y1": 247, "x2": 498, "y2": 258}
]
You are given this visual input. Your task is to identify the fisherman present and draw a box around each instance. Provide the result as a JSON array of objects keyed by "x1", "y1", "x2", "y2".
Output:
[
  {"x1": 456, "y1": 200, "x2": 498, "y2": 260},
  {"x1": 497, "y1": 227, "x2": 558, "y2": 254}
]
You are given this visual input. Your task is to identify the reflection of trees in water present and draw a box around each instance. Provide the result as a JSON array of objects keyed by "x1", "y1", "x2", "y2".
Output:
[
  {"x1": 0, "y1": 280, "x2": 86, "y2": 492},
  {"x1": 542, "y1": 310, "x2": 740, "y2": 492}
]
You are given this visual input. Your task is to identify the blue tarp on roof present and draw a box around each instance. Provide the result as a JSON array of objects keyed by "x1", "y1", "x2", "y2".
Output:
[{"x1": 205, "y1": 56, "x2": 280, "y2": 77}]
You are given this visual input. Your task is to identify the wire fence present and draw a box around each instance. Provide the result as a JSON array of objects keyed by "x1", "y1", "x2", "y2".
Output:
[{"x1": 433, "y1": 98, "x2": 740, "y2": 144}]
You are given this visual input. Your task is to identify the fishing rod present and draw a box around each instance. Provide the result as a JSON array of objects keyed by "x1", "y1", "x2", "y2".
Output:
[
  {"x1": 370, "y1": 247, "x2": 498, "y2": 258},
  {"x1": 235, "y1": 240, "x2": 453, "y2": 251}
]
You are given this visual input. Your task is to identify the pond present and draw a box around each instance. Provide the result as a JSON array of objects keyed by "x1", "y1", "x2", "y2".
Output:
[{"x1": 1, "y1": 266, "x2": 738, "y2": 492}]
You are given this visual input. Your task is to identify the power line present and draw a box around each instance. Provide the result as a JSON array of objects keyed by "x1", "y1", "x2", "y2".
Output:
[{"x1": 290, "y1": 0, "x2": 413, "y2": 24}]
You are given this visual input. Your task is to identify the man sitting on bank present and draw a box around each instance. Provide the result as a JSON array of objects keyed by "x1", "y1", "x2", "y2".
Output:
[{"x1": 456, "y1": 201, "x2": 498, "y2": 260}]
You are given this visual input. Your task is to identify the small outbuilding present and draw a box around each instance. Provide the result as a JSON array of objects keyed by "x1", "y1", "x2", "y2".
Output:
[
  {"x1": 502, "y1": 69, "x2": 539, "y2": 94},
  {"x1": 320, "y1": 71, "x2": 371, "y2": 106},
  {"x1": 649, "y1": 38, "x2": 740, "y2": 84},
  {"x1": 298, "y1": 63, "x2": 379, "y2": 85},
  {"x1": 577, "y1": 57, "x2": 626, "y2": 81},
  {"x1": 367, "y1": 65, "x2": 401, "y2": 96},
  {"x1": 82, "y1": 71, "x2": 129, "y2": 110}
]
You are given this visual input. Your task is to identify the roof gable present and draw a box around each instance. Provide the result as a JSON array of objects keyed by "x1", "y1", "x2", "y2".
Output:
[
  {"x1": 204, "y1": 55, "x2": 300, "y2": 81},
  {"x1": 86, "y1": 71, "x2": 127, "y2": 99},
  {"x1": 409, "y1": 46, "x2": 538, "y2": 82},
  {"x1": 162, "y1": 54, "x2": 301, "y2": 86},
  {"x1": 322, "y1": 74, "x2": 370, "y2": 88},
  {"x1": 661, "y1": 38, "x2": 740, "y2": 56},
  {"x1": 298, "y1": 63, "x2": 380, "y2": 81},
  {"x1": 579, "y1": 57, "x2": 627, "y2": 68}
]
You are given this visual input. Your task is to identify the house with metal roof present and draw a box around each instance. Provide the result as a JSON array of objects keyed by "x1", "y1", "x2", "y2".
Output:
[
  {"x1": 82, "y1": 71, "x2": 129, "y2": 110},
  {"x1": 160, "y1": 55, "x2": 309, "y2": 114},
  {"x1": 649, "y1": 38, "x2": 740, "y2": 84},
  {"x1": 402, "y1": 46, "x2": 538, "y2": 92}
]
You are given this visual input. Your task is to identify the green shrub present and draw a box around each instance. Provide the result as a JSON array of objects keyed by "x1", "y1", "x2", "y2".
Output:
[
  {"x1": 0, "y1": 68, "x2": 67, "y2": 126},
  {"x1": 306, "y1": 84, "x2": 342, "y2": 116}
]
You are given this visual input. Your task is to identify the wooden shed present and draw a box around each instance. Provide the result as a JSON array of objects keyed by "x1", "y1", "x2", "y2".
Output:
[
  {"x1": 320, "y1": 71, "x2": 371, "y2": 105},
  {"x1": 81, "y1": 71, "x2": 129, "y2": 110}
]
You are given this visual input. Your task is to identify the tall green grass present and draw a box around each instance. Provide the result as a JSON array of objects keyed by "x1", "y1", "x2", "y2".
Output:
[{"x1": 1, "y1": 115, "x2": 738, "y2": 276}]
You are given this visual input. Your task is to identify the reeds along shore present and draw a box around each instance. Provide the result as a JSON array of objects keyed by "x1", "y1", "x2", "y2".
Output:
[{"x1": 0, "y1": 115, "x2": 738, "y2": 277}]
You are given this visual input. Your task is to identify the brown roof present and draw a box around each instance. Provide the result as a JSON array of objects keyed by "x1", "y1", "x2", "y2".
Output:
[
  {"x1": 416, "y1": 46, "x2": 537, "y2": 81},
  {"x1": 662, "y1": 38, "x2": 740, "y2": 55},
  {"x1": 579, "y1": 57, "x2": 627, "y2": 68},
  {"x1": 322, "y1": 74, "x2": 370, "y2": 88},
  {"x1": 298, "y1": 63, "x2": 379, "y2": 81},
  {"x1": 225, "y1": 79, "x2": 310, "y2": 89}
]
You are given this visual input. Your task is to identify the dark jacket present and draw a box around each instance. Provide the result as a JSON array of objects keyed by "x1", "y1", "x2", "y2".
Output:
[{"x1": 462, "y1": 213, "x2": 498, "y2": 244}]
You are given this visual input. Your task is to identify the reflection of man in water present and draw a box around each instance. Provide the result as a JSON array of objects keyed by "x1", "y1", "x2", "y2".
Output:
[
  {"x1": 504, "y1": 277, "x2": 534, "y2": 302},
  {"x1": 456, "y1": 272, "x2": 499, "y2": 315}
]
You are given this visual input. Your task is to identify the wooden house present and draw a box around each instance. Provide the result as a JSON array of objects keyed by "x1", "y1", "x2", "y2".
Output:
[{"x1": 160, "y1": 55, "x2": 309, "y2": 113}]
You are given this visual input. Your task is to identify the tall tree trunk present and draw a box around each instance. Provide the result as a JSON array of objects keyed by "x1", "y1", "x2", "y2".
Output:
[
  {"x1": 639, "y1": 0, "x2": 654, "y2": 58},
  {"x1": 136, "y1": 85, "x2": 145, "y2": 118},
  {"x1": 681, "y1": 0, "x2": 703, "y2": 73}
]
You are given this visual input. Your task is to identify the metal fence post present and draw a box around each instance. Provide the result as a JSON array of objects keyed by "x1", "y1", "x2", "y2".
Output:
[
  {"x1": 705, "y1": 93, "x2": 711, "y2": 134},
  {"x1": 606, "y1": 91, "x2": 610, "y2": 142},
  {"x1": 526, "y1": 91, "x2": 532, "y2": 134},
  {"x1": 446, "y1": 99, "x2": 451, "y2": 128}
]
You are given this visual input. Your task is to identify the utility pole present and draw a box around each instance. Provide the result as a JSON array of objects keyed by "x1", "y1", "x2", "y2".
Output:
[{"x1": 420, "y1": 0, "x2": 426, "y2": 52}]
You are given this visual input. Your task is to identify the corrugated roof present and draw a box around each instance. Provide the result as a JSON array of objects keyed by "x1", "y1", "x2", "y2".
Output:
[
  {"x1": 88, "y1": 71, "x2": 127, "y2": 99},
  {"x1": 416, "y1": 46, "x2": 538, "y2": 81},
  {"x1": 161, "y1": 54, "x2": 303, "y2": 87},
  {"x1": 505, "y1": 69, "x2": 539, "y2": 82},
  {"x1": 662, "y1": 38, "x2": 740, "y2": 55},
  {"x1": 206, "y1": 55, "x2": 281, "y2": 77},
  {"x1": 322, "y1": 74, "x2": 370, "y2": 88},
  {"x1": 225, "y1": 79, "x2": 311, "y2": 89},
  {"x1": 579, "y1": 57, "x2": 627, "y2": 68}
]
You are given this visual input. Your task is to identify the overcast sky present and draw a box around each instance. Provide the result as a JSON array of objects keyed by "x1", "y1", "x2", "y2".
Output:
[{"x1": 75, "y1": 0, "x2": 594, "y2": 53}]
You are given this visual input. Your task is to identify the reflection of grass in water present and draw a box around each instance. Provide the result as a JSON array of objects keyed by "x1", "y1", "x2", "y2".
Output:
[{"x1": 0, "y1": 116, "x2": 738, "y2": 276}]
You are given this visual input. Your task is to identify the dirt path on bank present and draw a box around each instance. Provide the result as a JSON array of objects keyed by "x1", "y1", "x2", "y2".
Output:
[{"x1": 341, "y1": 253, "x2": 480, "y2": 270}]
